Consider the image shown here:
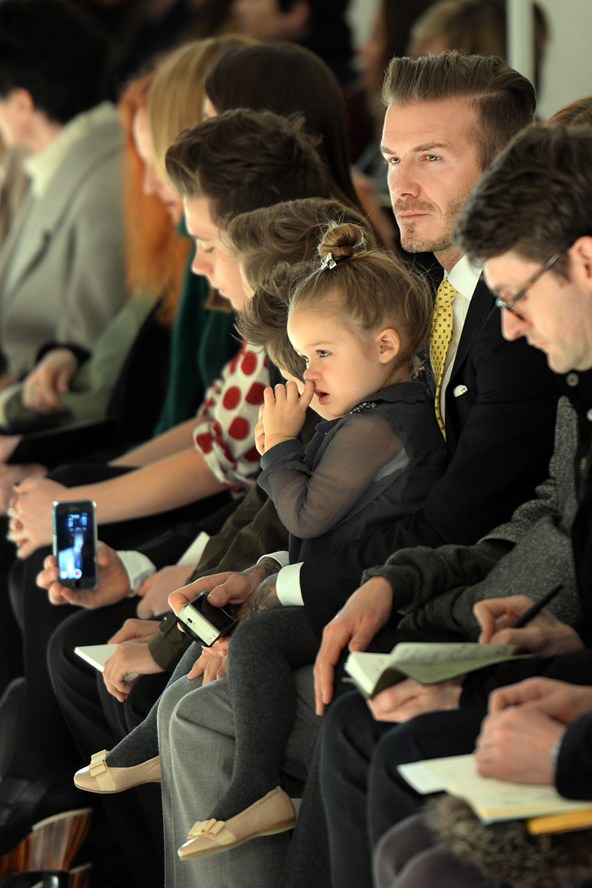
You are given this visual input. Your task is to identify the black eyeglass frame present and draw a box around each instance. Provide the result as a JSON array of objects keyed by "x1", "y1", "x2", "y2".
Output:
[{"x1": 494, "y1": 250, "x2": 564, "y2": 320}]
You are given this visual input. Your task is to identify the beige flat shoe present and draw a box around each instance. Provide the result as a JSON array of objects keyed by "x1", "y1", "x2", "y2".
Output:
[
  {"x1": 74, "y1": 750, "x2": 161, "y2": 793},
  {"x1": 178, "y1": 787, "x2": 295, "y2": 860}
]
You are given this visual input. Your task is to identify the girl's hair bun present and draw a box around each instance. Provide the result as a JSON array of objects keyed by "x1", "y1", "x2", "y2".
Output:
[{"x1": 317, "y1": 221, "x2": 368, "y2": 264}]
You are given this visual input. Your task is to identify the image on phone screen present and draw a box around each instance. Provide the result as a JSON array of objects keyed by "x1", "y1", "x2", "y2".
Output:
[{"x1": 53, "y1": 501, "x2": 97, "y2": 588}]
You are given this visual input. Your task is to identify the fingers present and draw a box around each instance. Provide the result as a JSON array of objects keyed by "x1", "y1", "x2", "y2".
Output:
[
  {"x1": 23, "y1": 377, "x2": 60, "y2": 413},
  {"x1": 108, "y1": 618, "x2": 146, "y2": 644},
  {"x1": 489, "y1": 677, "x2": 561, "y2": 713},
  {"x1": 474, "y1": 595, "x2": 534, "y2": 642},
  {"x1": 300, "y1": 378, "x2": 316, "y2": 408},
  {"x1": 202, "y1": 651, "x2": 227, "y2": 685},
  {"x1": 206, "y1": 580, "x2": 234, "y2": 607},
  {"x1": 262, "y1": 382, "x2": 309, "y2": 411},
  {"x1": 347, "y1": 618, "x2": 381, "y2": 654},
  {"x1": 169, "y1": 574, "x2": 230, "y2": 614},
  {"x1": 58, "y1": 587, "x2": 94, "y2": 608},
  {"x1": 194, "y1": 646, "x2": 228, "y2": 685},
  {"x1": 104, "y1": 672, "x2": 137, "y2": 702},
  {"x1": 314, "y1": 626, "x2": 348, "y2": 715},
  {"x1": 188, "y1": 654, "x2": 206, "y2": 681},
  {"x1": 96, "y1": 541, "x2": 113, "y2": 567},
  {"x1": 36, "y1": 554, "x2": 59, "y2": 589},
  {"x1": 314, "y1": 660, "x2": 334, "y2": 717},
  {"x1": 263, "y1": 385, "x2": 278, "y2": 409},
  {"x1": 56, "y1": 367, "x2": 72, "y2": 395},
  {"x1": 47, "y1": 583, "x2": 71, "y2": 605},
  {"x1": 255, "y1": 411, "x2": 266, "y2": 455},
  {"x1": 313, "y1": 599, "x2": 383, "y2": 716},
  {"x1": 367, "y1": 680, "x2": 417, "y2": 721},
  {"x1": 168, "y1": 589, "x2": 191, "y2": 614},
  {"x1": 135, "y1": 596, "x2": 154, "y2": 619}
]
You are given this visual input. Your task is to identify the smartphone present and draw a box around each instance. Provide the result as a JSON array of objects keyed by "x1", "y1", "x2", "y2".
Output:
[
  {"x1": 52, "y1": 500, "x2": 98, "y2": 589},
  {"x1": 176, "y1": 592, "x2": 237, "y2": 647}
]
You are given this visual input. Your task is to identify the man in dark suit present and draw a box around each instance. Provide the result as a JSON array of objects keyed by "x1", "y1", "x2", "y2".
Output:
[{"x1": 349, "y1": 121, "x2": 592, "y2": 888}]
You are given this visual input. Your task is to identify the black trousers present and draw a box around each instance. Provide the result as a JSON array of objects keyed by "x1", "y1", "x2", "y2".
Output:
[
  {"x1": 49, "y1": 600, "x2": 169, "y2": 888},
  {"x1": 0, "y1": 460, "x2": 231, "y2": 887},
  {"x1": 280, "y1": 622, "x2": 467, "y2": 888},
  {"x1": 319, "y1": 693, "x2": 485, "y2": 888}
]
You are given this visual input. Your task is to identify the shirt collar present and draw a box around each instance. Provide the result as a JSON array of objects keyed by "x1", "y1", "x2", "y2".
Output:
[
  {"x1": 24, "y1": 101, "x2": 115, "y2": 198},
  {"x1": 444, "y1": 253, "x2": 482, "y2": 302}
]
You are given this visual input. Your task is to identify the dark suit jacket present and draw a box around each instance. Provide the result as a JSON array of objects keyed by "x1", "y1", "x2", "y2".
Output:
[{"x1": 302, "y1": 277, "x2": 560, "y2": 632}]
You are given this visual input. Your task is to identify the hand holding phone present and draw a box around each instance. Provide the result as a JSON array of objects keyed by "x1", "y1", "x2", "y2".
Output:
[
  {"x1": 52, "y1": 500, "x2": 98, "y2": 589},
  {"x1": 176, "y1": 592, "x2": 237, "y2": 647}
]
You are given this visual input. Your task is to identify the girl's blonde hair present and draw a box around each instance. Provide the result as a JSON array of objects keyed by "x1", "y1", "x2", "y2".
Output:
[
  {"x1": 148, "y1": 34, "x2": 252, "y2": 177},
  {"x1": 290, "y1": 222, "x2": 433, "y2": 372},
  {"x1": 146, "y1": 34, "x2": 251, "y2": 311}
]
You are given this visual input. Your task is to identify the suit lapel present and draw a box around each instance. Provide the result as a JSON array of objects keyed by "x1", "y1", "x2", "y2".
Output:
[{"x1": 450, "y1": 277, "x2": 495, "y2": 379}]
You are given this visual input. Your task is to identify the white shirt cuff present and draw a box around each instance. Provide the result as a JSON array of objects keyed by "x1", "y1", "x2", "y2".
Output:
[
  {"x1": 177, "y1": 532, "x2": 211, "y2": 567},
  {"x1": 118, "y1": 550, "x2": 156, "y2": 596},
  {"x1": 257, "y1": 550, "x2": 290, "y2": 569},
  {"x1": 276, "y1": 561, "x2": 304, "y2": 606}
]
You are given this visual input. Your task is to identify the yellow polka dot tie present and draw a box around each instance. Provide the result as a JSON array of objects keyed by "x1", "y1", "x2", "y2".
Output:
[{"x1": 430, "y1": 279, "x2": 458, "y2": 438}]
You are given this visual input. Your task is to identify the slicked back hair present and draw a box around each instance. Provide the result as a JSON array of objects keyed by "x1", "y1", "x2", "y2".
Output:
[{"x1": 382, "y1": 51, "x2": 536, "y2": 169}]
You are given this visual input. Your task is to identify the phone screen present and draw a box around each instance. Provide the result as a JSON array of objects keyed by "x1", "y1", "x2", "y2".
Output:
[
  {"x1": 176, "y1": 593, "x2": 237, "y2": 646},
  {"x1": 53, "y1": 501, "x2": 97, "y2": 589}
]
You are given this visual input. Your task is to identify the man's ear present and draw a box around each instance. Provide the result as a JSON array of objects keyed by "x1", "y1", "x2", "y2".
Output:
[
  {"x1": 571, "y1": 236, "x2": 592, "y2": 284},
  {"x1": 376, "y1": 327, "x2": 401, "y2": 364}
]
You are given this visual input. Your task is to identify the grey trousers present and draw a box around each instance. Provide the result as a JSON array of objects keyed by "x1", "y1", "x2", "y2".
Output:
[{"x1": 157, "y1": 644, "x2": 318, "y2": 888}]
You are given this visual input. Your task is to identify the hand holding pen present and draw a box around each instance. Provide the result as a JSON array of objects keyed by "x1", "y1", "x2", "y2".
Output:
[
  {"x1": 509, "y1": 584, "x2": 563, "y2": 628},
  {"x1": 474, "y1": 586, "x2": 585, "y2": 656}
]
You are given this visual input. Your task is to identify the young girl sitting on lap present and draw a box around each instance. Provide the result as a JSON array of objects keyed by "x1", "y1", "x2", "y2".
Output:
[{"x1": 175, "y1": 220, "x2": 447, "y2": 859}]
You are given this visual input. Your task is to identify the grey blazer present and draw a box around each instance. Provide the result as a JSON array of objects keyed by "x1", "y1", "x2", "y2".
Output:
[{"x1": 0, "y1": 103, "x2": 127, "y2": 378}]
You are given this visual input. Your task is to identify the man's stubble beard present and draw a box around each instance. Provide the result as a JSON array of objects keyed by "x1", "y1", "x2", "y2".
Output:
[{"x1": 396, "y1": 195, "x2": 469, "y2": 256}]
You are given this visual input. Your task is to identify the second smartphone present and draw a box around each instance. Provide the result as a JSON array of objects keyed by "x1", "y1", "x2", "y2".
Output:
[{"x1": 52, "y1": 499, "x2": 98, "y2": 589}]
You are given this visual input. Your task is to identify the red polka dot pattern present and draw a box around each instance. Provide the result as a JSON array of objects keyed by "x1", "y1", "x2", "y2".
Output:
[
  {"x1": 223, "y1": 387, "x2": 241, "y2": 410},
  {"x1": 245, "y1": 382, "x2": 266, "y2": 405},
  {"x1": 227, "y1": 416, "x2": 249, "y2": 440},
  {"x1": 241, "y1": 352, "x2": 258, "y2": 376},
  {"x1": 193, "y1": 340, "x2": 268, "y2": 490}
]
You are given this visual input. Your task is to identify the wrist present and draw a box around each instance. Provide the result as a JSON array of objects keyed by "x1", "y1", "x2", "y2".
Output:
[{"x1": 246, "y1": 557, "x2": 281, "y2": 583}]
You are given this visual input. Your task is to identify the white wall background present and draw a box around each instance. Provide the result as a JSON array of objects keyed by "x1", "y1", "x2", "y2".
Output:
[
  {"x1": 347, "y1": 0, "x2": 592, "y2": 119},
  {"x1": 536, "y1": 0, "x2": 592, "y2": 117}
]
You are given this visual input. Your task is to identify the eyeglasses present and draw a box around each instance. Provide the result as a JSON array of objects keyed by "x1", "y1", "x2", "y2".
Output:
[{"x1": 494, "y1": 250, "x2": 563, "y2": 320}]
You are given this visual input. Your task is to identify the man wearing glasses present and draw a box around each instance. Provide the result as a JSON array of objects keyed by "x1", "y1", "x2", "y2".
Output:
[{"x1": 319, "y1": 121, "x2": 592, "y2": 888}]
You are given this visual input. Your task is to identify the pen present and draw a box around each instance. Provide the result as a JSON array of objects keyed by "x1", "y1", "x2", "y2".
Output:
[{"x1": 510, "y1": 584, "x2": 563, "y2": 629}]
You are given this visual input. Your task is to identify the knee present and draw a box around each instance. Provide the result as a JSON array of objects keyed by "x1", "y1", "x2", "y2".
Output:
[
  {"x1": 319, "y1": 692, "x2": 372, "y2": 786},
  {"x1": 157, "y1": 676, "x2": 196, "y2": 740},
  {"x1": 229, "y1": 608, "x2": 287, "y2": 656},
  {"x1": 47, "y1": 613, "x2": 80, "y2": 687}
]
